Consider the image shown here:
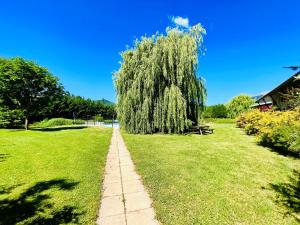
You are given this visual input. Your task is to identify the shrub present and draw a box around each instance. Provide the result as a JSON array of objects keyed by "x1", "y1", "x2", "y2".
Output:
[
  {"x1": 31, "y1": 118, "x2": 85, "y2": 128},
  {"x1": 290, "y1": 135, "x2": 300, "y2": 152},
  {"x1": 261, "y1": 124, "x2": 300, "y2": 154},
  {"x1": 237, "y1": 108, "x2": 300, "y2": 155},
  {"x1": 94, "y1": 115, "x2": 104, "y2": 122},
  {"x1": 103, "y1": 119, "x2": 113, "y2": 124},
  {"x1": 227, "y1": 94, "x2": 255, "y2": 118},
  {"x1": 73, "y1": 119, "x2": 85, "y2": 125},
  {"x1": 236, "y1": 109, "x2": 263, "y2": 134}
]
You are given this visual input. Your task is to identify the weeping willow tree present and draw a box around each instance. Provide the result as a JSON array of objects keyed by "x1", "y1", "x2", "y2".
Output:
[{"x1": 114, "y1": 24, "x2": 206, "y2": 134}]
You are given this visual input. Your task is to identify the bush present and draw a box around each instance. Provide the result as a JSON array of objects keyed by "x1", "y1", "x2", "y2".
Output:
[
  {"x1": 227, "y1": 94, "x2": 255, "y2": 118},
  {"x1": 237, "y1": 109, "x2": 265, "y2": 134},
  {"x1": 94, "y1": 115, "x2": 104, "y2": 122},
  {"x1": 290, "y1": 134, "x2": 300, "y2": 152},
  {"x1": 237, "y1": 108, "x2": 300, "y2": 155},
  {"x1": 204, "y1": 104, "x2": 227, "y2": 118},
  {"x1": 103, "y1": 119, "x2": 113, "y2": 124},
  {"x1": 73, "y1": 119, "x2": 85, "y2": 125},
  {"x1": 261, "y1": 124, "x2": 300, "y2": 153},
  {"x1": 31, "y1": 118, "x2": 85, "y2": 128}
]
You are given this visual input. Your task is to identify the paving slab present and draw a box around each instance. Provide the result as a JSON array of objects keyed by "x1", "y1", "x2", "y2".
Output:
[
  {"x1": 103, "y1": 173, "x2": 121, "y2": 184},
  {"x1": 122, "y1": 170, "x2": 141, "y2": 181},
  {"x1": 127, "y1": 208, "x2": 160, "y2": 225},
  {"x1": 125, "y1": 191, "x2": 152, "y2": 212},
  {"x1": 103, "y1": 182, "x2": 123, "y2": 197},
  {"x1": 123, "y1": 179, "x2": 145, "y2": 194},
  {"x1": 99, "y1": 195, "x2": 124, "y2": 218},
  {"x1": 97, "y1": 214, "x2": 126, "y2": 225},
  {"x1": 97, "y1": 128, "x2": 159, "y2": 225},
  {"x1": 121, "y1": 164, "x2": 135, "y2": 173}
]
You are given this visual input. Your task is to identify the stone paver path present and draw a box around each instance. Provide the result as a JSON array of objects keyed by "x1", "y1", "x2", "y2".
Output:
[{"x1": 97, "y1": 128, "x2": 160, "y2": 225}]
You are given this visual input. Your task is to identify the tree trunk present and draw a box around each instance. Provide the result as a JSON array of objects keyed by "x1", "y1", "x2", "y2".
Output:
[{"x1": 25, "y1": 117, "x2": 29, "y2": 130}]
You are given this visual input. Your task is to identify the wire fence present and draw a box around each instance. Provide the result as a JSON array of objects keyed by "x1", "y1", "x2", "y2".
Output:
[{"x1": 80, "y1": 118, "x2": 119, "y2": 128}]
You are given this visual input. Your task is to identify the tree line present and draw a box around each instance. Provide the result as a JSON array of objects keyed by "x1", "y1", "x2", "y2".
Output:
[
  {"x1": 0, "y1": 57, "x2": 115, "y2": 129},
  {"x1": 204, "y1": 94, "x2": 255, "y2": 119},
  {"x1": 205, "y1": 89, "x2": 300, "y2": 119}
]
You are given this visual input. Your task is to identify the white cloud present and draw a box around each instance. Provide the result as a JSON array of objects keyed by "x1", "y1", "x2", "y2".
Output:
[{"x1": 172, "y1": 16, "x2": 189, "y2": 28}]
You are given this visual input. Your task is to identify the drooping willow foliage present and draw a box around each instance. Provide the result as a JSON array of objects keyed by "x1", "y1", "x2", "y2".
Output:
[{"x1": 114, "y1": 24, "x2": 207, "y2": 134}]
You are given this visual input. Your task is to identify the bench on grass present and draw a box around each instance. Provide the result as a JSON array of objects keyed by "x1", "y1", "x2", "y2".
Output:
[{"x1": 189, "y1": 124, "x2": 214, "y2": 135}]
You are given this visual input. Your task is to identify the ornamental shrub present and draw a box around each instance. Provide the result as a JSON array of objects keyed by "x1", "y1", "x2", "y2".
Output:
[
  {"x1": 237, "y1": 108, "x2": 300, "y2": 155},
  {"x1": 261, "y1": 124, "x2": 300, "y2": 154},
  {"x1": 236, "y1": 109, "x2": 263, "y2": 134}
]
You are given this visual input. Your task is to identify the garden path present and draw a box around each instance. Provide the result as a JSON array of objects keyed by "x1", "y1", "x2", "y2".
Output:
[{"x1": 97, "y1": 128, "x2": 160, "y2": 225}]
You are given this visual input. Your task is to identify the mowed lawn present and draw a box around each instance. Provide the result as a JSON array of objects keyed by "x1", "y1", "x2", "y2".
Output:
[
  {"x1": 122, "y1": 123, "x2": 300, "y2": 225},
  {"x1": 0, "y1": 127, "x2": 112, "y2": 225}
]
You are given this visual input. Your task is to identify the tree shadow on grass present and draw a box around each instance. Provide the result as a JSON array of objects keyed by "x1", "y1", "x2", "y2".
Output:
[
  {"x1": 0, "y1": 153, "x2": 10, "y2": 163},
  {"x1": 258, "y1": 142, "x2": 300, "y2": 159},
  {"x1": 30, "y1": 126, "x2": 87, "y2": 132},
  {"x1": 0, "y1": 179, "x2": 83, "y2": 225},
  {"x1": 0, "y1": 183, "x2": 23, "y2": 195},
  {"x1": 268, "y1": 169, "x2": 300, "y2": 222},
  {"x1": 269, "y1": 148, "x2": 300, "y2": 159}
]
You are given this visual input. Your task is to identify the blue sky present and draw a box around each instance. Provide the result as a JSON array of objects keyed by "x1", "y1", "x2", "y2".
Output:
[{"x1": 0, "y1": 0, "x2": 299, "y2": 105}]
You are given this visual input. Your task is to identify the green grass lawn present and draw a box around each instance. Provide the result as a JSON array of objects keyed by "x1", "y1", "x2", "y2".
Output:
[
  {"x1": 122, "y1": 123, "x2": 300, "y2": 225},
  {"x1": 0, "y1": 127, "x2": 112, "y2": 225},
  {"x1": 203, "y1": 118, "x2": 236, "y2": 124}
]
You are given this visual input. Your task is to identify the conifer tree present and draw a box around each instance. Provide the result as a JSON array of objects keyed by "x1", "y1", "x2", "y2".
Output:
[{"x1": 114, "y1": 24, "x2": 206, "y2": 134}]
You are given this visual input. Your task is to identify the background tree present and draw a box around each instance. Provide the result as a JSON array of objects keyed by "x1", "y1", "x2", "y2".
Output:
[
  {"x1": 0, "y1": 107, "x2": 24, "y2": 128},
  {"x1": 226, "y1": 94, "x2": 255, "y2": 118},
  {"x1": 204, "y1": 104, "x2": 228, "y2": 118},
  {"x1": 48, "y1": 93, "x2": 115, "y2": 121},
  {"x1": 0, "y1": 57, "x2": 63, "y2": 129},
  {"x1": 115, "y1": 24, "x2": 206, "y2": 134}
]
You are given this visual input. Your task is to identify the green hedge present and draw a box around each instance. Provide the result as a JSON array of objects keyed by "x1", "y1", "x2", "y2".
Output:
[{"x1": 31, "y1": 118, "x2": 85, "y2": 128}]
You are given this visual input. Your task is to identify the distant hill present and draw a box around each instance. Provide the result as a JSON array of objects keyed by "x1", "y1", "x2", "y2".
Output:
[{"x1": 99, "y1": 98, "x2": 115, "y2": 106}]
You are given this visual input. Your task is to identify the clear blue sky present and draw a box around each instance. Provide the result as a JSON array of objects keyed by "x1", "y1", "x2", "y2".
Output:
[{"x1": 0, "y1": 0, "x2": 299, "y2": 105}]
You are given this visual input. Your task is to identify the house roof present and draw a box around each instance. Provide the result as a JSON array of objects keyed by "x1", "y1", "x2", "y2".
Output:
[{"x1": 257, "y1": 71, "x2": 300, "y2": 102}]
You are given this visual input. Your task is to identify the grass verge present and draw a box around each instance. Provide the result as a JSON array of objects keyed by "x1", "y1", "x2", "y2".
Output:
[
  {"x1": 0, "y1": 127, "x2": 112, "y2": 225},
  {"x1": 122, "y1": 123, "x2": 300, "y2": 225},
  {"x1": 203, "y1": 118, "x2": 235, "y2": 124}
]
